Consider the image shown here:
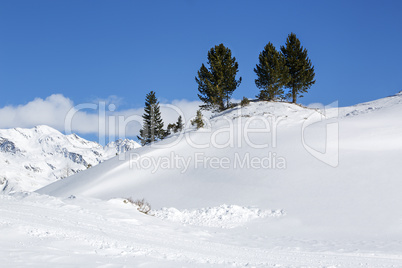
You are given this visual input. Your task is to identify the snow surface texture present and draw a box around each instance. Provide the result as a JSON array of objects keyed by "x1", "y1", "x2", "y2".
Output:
[
  {"x1": 3, "y1": 93, "x2": 402, "y2": 266},
  {"x1": 2, "y1": 193, "x2": 402, "y2": 267},
  {"x1": 0, "y1": 125, "x2": 140, "y2": 193},
  {"x1": 154, "y1": 205, "x2": 284, "y2": 228}
]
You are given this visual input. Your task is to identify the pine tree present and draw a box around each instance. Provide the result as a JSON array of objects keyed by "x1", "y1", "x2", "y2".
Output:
[
  {"x1": 280, "y1": 33, "x2": 315, "y2": 103},
  {"x1": 196, "y1": 44, "x2": 242, "y2": 111},
  {"x1": 137, "y1": 91, "x2": 165, "y2": 146},
  {"x1": 254, "y1": 42, "x2": 289, "y2": 101},
  {"x1": 191, "y1": 110, "x2": 204, "y2": 129},
  {"x1": 174, "y1": 116, "x2": 183, "y2": 132}
]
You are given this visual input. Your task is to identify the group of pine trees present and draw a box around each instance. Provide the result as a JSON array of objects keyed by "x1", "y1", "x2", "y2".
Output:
[
  {"x1": 196, "y1": 32, "x2": 315, "y2": 110},
  {"x1": 138, "y1": 33, "x2": 315, "y2": 145}
]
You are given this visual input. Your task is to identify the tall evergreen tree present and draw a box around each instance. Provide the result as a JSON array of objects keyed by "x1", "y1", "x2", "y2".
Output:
[
  {"x1": 254, "y1": 42, "x2": 289, "y2": 101},
  {"x1": 280, "y1": 33, "x2": 316, "y2": 103},
  {"x1": 196, "y1": 44, "x2": 242, "y2": 111},
  {"x1": 137, "y1": 91, "x2": 165, "y2": 146}
]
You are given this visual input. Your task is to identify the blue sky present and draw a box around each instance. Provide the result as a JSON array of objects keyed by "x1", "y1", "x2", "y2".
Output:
[{"x1": 0, "y1": 0, "x2": 401, "y2": 142}]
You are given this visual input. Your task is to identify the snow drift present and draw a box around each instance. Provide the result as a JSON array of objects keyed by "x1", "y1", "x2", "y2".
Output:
[{"x1": 154, "y1": 205, "x2": 284, "y2": 228}]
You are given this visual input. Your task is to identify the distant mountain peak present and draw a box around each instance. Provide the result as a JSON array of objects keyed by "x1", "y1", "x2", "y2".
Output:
[{"x1": 0, "y1": 125, "x2": 140, "y2": 193}]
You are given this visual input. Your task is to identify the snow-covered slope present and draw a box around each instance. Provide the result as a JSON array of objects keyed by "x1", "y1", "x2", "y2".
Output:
[
  {"x1": 22, "y1": 92, "x2": 402, "y2": 266},
  {"x1": 0, "y1": 126, "x2": 140, "y2": 193},
  {"x1": 37, "y1": 92, "x2": 402, "y2": 236}
]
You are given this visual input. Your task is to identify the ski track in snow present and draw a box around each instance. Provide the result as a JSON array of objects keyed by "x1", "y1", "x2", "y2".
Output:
[{"x1": 1, "y1": 194, "x2": 402, "y2": 267}]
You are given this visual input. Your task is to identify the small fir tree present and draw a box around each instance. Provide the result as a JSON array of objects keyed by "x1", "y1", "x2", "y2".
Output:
[
  {"x1": 280, "y1": 33, "x2": 315, "y2": 103},
  {"x1": 165, "y1": 116, "x2": 184, "y2": 136},
  {"x1": 137, "y1": 91, "x2": 166, "y2": 146},
  {"x1": 191, "y1": 110, "x2": 204, "y2": 129},
  {"x1": 254, "y1": 42, "x2": 289, "y2": 101},
  {"x1": 174, "y1": 116, "x2": 183, "y2": 132}
]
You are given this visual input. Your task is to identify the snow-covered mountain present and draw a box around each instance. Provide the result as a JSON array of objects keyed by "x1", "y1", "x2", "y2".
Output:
[{"x1": 0, "y1": 125, "x2": 140, "y2": 193}]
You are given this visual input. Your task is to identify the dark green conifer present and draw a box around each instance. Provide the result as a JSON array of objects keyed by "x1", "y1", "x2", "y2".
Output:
[
  {"x1": 166, "y1": 115, "x2": 183, "y2": 135},
  {"x1": 255, "y1": 42, "x2": 289, "y2": 101},
  {"x1": 174, "y1": 116, "x2": 183, "y2": 132},
  {"x1": 196, "y1": 44, "x2": 242, "y2": 111},
  {"x1": 280, "y1": 33, "x2": 315, "y2": 103},
  {"x1": 137, "y1": 91, "x2": 165, "y2": 146}
]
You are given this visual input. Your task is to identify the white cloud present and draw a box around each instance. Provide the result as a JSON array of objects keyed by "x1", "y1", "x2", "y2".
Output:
[
  {"x1": 0, "y1": 94, "x2": 74, "y2": 130},
  {"x1": 0, "y1": 94, "x2": 204, "y2": 139}
]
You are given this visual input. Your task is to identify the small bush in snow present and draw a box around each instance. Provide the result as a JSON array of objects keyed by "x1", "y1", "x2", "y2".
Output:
[
  {"x1": 191, "y1": 110, "x2": 205, "y2": 129},
  {"x1": 124, "y1": 197, "x2": 152, "y2": 215},
  {"x1": 240, "y1": 97, "x2": 250, "y2": 107}
]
